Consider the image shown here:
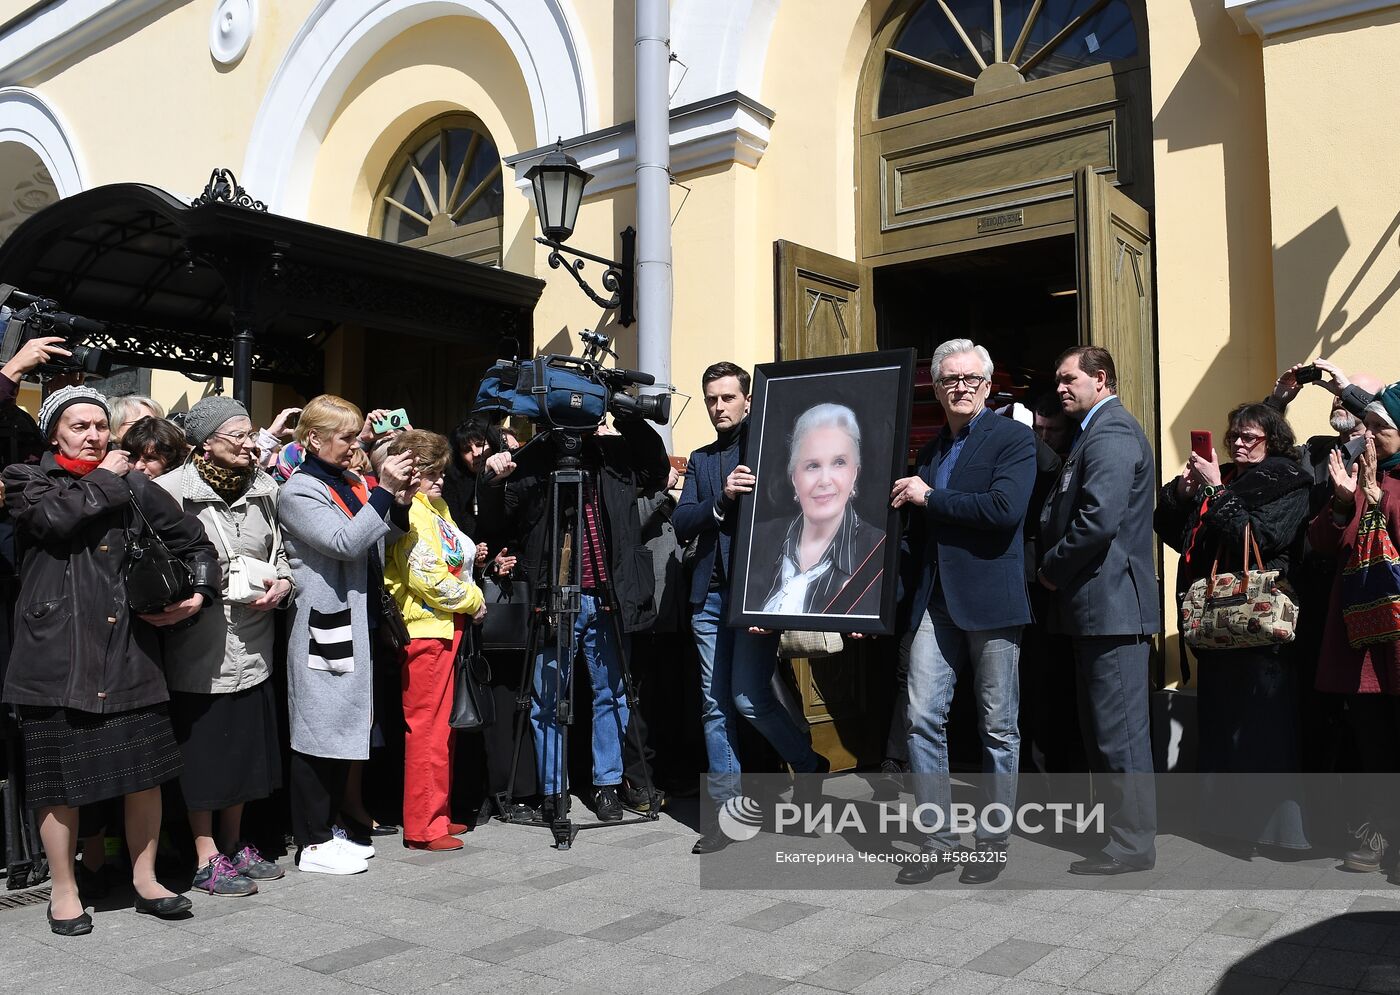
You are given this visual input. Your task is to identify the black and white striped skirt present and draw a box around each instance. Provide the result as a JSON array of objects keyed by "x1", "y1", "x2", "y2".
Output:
[{"x1": 19, "y1": 704, "x2": 183, "y2": 810}]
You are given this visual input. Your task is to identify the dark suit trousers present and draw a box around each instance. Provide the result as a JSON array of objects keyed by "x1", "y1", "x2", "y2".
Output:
[{"x1": 1073, "y1": 635, "x2": 1157, "y2": 866}]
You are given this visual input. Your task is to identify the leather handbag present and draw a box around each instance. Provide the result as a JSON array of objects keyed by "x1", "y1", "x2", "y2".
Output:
[
  {"x1": 480, "y1": 571, "x2": 531, "y2": 651},
  {"x1": 124, "y1": 493, "x2": 194, "y2": 615},
  {"x1": 1341, "y1": 507, "x2": 1400, "y2": 647},
  {"x1": 450, "y1": 626, "x2": 495, "y2": 730},
  {"x1": 1180, "y1": 523, "x2": 1299, "y2": 650},
  {"x1": 203, "y1": 504, "x2": 281, "y2": 605},
  {"x1": 375, "y1": 583, "x2": 411, "y2": 657}
]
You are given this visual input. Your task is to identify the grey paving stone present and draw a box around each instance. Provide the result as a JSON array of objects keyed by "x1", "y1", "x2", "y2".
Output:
[
  {"x1": 413, "y1": 877, "x2": 507, "y2": 904},
  {"x1": 1208, "y1": 972, "x2": 1287, "y2": 994},
  {"x1": 131, "y1": 945, "x2": 256, "y2": 983},
  {"x1": 1017, "y1": 946, "x2": 1109, "y2": 986},
  {"x1": 1074, "y1": 953, "x2": 1168, "y2": 995},
  {"x1": 1229, "y1": 941, "x2": 1310, "y2": 981},
  {"x1": 1292, "y1": 946, "x2": 1376, "y2": 989},
  {"x1": 466, "y1": 926, "x2": 571, "y2": 964},
  {"x1": 798, "y1": 950, "x2": 901, "y2": 992},
  {"x1": 874, "y1": 892, "x2": 960, "y2": 921},
  {"x1": 1210, "y1": 907, "x2": 1283, "y2": 939},
  {"x1": 962, "y1": 939, "x2": 1058, "y2": 978},
  {"x1": 1361, "y1": 960, "x2": 1400, "y2": 993},
  {"x1": 1351, "y1": 895, "x2": 1400, "y2": 921},
  {"x1": 297, "y1": 937, "x2": 418, "y2": 974},
  {"x1": 584, "y1": 909, "x2": 680, "y2": 942},
  {"x1": 607, "y1": 830, "x2": 680, "y2": 849},
  {"x1": 523, "y1": 865, "x2": 603, "y2": 890},
  {"x1": 731, "y1": 900, "x2": 823, "y2": 932}
]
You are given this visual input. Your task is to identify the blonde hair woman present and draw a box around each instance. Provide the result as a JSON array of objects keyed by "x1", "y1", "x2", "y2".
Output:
[
  {"x1": 277, "y1": 395, "x2": 417, "y2": 874},
  {"x1": 384, "y1": 431, "x2": 486, "y2": 850}
]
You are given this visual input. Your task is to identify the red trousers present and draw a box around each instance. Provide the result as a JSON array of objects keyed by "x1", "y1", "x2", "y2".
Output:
[{"x1": 402, "y1": 626, "x2": 461, "y2": 843}]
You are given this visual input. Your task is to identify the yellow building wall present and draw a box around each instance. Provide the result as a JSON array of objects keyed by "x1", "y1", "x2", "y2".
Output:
[{"x1": 1259, "y1": 6, "x2": 1400, "y2": 419}]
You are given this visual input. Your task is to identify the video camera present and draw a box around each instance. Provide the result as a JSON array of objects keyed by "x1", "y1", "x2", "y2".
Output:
[
  {"x1": 0, "y1": 286, "x2": 111, "y2": 378},
  {"x1": 473, "y1": 330, "x2": 670, "y2": 430}
]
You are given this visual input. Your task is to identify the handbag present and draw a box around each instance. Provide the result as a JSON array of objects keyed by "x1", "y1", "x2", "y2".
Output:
[
  {"x1": 449, "y1": 626, "x2": 496, "y2": 730},
  {"x1": 124, "y1": 491, "x2": 194, "y2": 615},
  {"x1": 203, "y1": 503, "x2": 281, "y2": 605},
  {"x1": 1180, "y1": 523, "x2": 1299, "y2": 649},
  {"x1": 778, "y1": 628, "x2": 844, "y2": 659},
  {"x1": 1341, "y1": 506, "x2": 1400, "y2": 647},
  {"x1": 480, "y1": 571, "x2": 531, "y2": 651},
  {"x1": 375, "y1": 583, "x2": 411, "y2": 657}
]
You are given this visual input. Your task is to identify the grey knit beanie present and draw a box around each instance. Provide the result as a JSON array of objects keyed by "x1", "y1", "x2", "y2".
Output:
[
  {"x1": 38, "y1": 385, "x2": 110, "y2": 439},
  {"x1": 184, "y1": 396, "x2": 249, "y2": 446}
]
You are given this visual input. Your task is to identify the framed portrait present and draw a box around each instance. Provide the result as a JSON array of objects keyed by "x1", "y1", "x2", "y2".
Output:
[{"x1": 726, "y1": 348, "x2": 915, "y2": 635}]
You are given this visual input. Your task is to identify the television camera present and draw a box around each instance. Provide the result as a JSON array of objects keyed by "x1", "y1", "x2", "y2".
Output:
[{"x1": 0, "y1": 286, "x2": 112, "y2": 378}]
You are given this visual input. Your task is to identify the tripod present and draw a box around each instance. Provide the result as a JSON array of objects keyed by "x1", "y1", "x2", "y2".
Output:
[{"x1": 497, "y1": 431, "x2": 660, "y2": 849}]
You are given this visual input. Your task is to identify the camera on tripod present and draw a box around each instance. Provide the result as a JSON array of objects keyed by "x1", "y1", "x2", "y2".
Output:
[
  {"x1": 472, "y1": 330, "x2": 670, "y2": 429},
  {"x1": 0, "y1": 287, "x2": 112, "y2": 378}
]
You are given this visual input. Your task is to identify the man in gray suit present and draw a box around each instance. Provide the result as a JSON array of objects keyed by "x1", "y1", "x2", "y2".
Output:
[{"x1": 1037, "y1": 345, "x2": 1160, "y2": 874}]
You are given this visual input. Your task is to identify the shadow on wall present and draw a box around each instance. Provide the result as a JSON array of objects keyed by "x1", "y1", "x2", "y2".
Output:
[
  {"x1": 1215, "y1": 907, "x2": 1400, "y2": 991},
  {"x1": 1150, "y1": 0, "x2": 1276, "y2": 450}
]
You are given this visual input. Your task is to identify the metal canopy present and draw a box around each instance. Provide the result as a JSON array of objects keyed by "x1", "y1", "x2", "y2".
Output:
[{"x1": 0, "y1": 170, "x2": 543, "y2": 403}]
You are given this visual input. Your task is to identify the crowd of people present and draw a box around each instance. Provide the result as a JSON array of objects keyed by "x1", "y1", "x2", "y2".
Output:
[{"x1": 1, "y1": 326, "x2": 1399, "y2": 936}]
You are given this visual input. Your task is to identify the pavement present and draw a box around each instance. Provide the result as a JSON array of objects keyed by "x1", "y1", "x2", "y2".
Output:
[{"x1": 3, "y1": 782, "x2": 1400, "y2": 995}]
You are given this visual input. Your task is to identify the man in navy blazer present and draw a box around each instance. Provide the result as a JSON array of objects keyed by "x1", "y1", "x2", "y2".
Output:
[
  {"x1": 673, "y1": 362, "x2": 824, "y2": 855},
  {"x1": 1038, "y1": 345, "x2": 1160, "y2": 875},
  {"x1": 889, "y1": 339, "x2": 1036, "y2": 885}
]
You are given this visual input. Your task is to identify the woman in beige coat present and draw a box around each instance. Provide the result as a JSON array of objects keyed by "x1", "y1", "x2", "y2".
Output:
[{"x1": 158, "y1": 397, "x2": 293, "y2": 896}]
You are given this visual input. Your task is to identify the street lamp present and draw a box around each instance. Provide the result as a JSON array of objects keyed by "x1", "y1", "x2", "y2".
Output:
[{"x1": 525, "y1": 139, "x2": 635, "y2": 326}]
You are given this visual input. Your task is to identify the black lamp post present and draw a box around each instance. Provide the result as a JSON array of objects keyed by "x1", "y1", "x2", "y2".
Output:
[{"x1": 525, "y1": 140, "x2": 635, "y2": 326}]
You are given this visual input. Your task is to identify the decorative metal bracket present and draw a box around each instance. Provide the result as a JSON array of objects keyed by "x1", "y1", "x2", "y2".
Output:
[
  {"x1": 190, "y1": 168, "x2": 268, "y2": 212},
  {"x1": 537, "y1": 226, "x2": 635, "y2": 326}
]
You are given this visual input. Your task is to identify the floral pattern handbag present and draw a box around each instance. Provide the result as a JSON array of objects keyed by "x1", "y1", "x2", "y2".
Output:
[{"x1": 1180, "y1": 523, "x2": 1299, "y2": 649}]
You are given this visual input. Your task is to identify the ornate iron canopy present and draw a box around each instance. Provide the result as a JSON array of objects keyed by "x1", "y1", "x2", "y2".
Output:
[{"x1": 0, "y1": 171, "x2": 544, "y2": 400}]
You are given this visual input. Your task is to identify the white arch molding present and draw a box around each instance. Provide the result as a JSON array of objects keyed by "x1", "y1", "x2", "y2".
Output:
[
  {"x1": 242, "y1": 0, "x2": 594, "y2": 218},
  {"x1": 0, "y1": 87, "x2": 85, "y2": 198},
  {"x1": 670, "y1": 0, "x2": 781, "y2": 108}
]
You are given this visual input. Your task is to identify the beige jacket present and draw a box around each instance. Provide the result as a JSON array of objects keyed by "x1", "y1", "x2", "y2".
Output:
[{"x1": 157, "y1": 462, "x2": 293, "y2": 694}]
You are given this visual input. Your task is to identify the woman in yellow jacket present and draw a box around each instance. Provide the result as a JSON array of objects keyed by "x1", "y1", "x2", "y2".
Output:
[{"x1": 384, "y1": 431, "x2": 486, "y2": 851}]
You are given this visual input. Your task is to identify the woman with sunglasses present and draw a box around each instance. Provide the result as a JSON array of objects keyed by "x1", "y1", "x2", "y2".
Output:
[
  {"x1": 1154, "y1": 402, "x2": 1312, "y2": 854},
  {"x1": 157, "y1": 397, "x2": 294, "y2": 896}
]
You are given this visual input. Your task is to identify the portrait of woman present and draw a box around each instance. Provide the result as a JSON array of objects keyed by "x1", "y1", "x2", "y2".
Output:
[
  {"x1": 729, "y1": 350, "x2": 914, "y2": 634},
  {"x1": 747, "y1": 403, "x2": 886, "y2": 617}
]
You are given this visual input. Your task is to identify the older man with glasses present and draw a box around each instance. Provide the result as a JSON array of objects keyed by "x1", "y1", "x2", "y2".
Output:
[{"x1": 888, "y1": 338, "x2": 1037, "y2": 885}]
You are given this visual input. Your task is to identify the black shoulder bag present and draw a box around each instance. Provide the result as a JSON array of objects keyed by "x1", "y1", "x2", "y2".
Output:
[
  {"x1": 449, "y1": 624, "x2": 495, "y2": 730},
  {"x1": 124, "y1": 489, "x2": 194, "y2": 615}
]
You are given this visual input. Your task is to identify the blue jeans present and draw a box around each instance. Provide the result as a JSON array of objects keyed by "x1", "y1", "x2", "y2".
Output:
[
  {"x1": 532, "y1": 594, "x2": 629, "y2": 796},
  {"x1": 691, "y1": 588, "x2": 821, "y2": 799},
  {"x1": 906, "y1": 589, "x2": 1022, "y2": 850}
]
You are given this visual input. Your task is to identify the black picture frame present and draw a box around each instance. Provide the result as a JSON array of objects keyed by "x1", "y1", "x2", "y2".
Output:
[{"x1": 726, "y1": 348, "x2": 915, "y2": 635}]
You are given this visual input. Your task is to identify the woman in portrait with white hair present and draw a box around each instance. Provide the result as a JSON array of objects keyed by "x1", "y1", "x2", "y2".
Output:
[
  {"x1": 108, "y1": 394, "x2": 165, "y2": 443},
  {"x1": 748, "y1": 402, "x2": 887, "y2": 617}
]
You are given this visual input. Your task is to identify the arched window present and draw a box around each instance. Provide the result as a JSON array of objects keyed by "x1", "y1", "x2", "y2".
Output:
[
  {"x1": 878, "y1": 0, "x2": 1139, "y2": 118},
  {"x1": 374, "y1": 114, "x2": 504, "y2": 266}
]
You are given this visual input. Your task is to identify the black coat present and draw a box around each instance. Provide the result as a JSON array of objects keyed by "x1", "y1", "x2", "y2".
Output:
[
  {"x1": 1, "y1": 455, "x2": 220, "y2": 713},
  {"x1": 1154, "y1": 455, "x2": 1312, "y2": 593},
  {"x1": 499, "y1": 420, "x2": 670, "y2": 633}
]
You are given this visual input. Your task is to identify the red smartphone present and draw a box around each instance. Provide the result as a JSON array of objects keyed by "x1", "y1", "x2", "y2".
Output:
[{"x1": 1190, "y1": 430, "x2": 1213, "y2": 461}]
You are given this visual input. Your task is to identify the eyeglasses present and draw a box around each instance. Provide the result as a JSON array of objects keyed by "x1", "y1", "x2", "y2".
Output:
[
  {"x1": 211, "y1": 431, "x2": 256, "y2": 446},
  {"x1": 1225, "y1": 430, "x2": 1266, "y2": 447},
  {"x1": 936, "y1": 374, "x2": 988, "y2": 390}
]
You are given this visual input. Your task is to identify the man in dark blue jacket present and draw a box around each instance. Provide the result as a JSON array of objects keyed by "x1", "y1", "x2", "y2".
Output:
[
  {"x1": 890, "y1": 339, "x2": 1036, "y2": 885},
  {"x1": 674, "y1": 362, "x2": 824, "y2": 855}
]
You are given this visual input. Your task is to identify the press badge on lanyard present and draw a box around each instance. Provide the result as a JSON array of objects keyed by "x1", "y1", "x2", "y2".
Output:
[{"x1": 1060, "y1": 460, "x2": 1075, "y2": 493}]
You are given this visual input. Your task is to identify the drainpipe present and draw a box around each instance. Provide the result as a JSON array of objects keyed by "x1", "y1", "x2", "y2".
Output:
[{"x1": 634, "y1": 0, "x2": 673, "y2": 449}]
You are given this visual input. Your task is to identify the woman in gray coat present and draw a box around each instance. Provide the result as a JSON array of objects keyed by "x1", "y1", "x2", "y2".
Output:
[
  {"x1": 158, "y1": 397, "x2": 294, "y2": 896},
  {"x1": 277, "y1": 395, "x2": 416, "y2": 876}
]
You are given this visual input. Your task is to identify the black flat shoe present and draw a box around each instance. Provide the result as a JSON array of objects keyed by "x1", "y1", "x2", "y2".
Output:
[
  {"x1": 134, "y1": 894, "x2": 193, "y2": 918},
  {"x1": 47, "y1": 904, "x2": 93, "y2": 936},
  {"x1": 369, "y1": 824, "x2": 400, "y2": 837},
  {"x1": 1069, "y1": 853, "x2": 1151, "y2": 876}
]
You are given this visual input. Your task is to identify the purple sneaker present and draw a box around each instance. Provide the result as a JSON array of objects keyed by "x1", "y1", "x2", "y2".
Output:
[
  {"x1": 231, "y1": 843, "x2": 285, "y2": 881},
  {"x1": 192, "y1": 853, "x2": 257, "y2": 896}
]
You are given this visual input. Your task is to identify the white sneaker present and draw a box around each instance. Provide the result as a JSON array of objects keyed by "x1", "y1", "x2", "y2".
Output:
[
  {"x1": 298, "y1": 842, "x2": 367, "y2": 875},
  {"x1": 332, "y1": 825, "x2": 375, "y2": 859}
]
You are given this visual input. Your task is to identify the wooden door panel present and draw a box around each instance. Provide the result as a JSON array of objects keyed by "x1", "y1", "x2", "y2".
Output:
[{"x1": 1074, "y1": 165, "x2": 1156, "y2": 452}]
